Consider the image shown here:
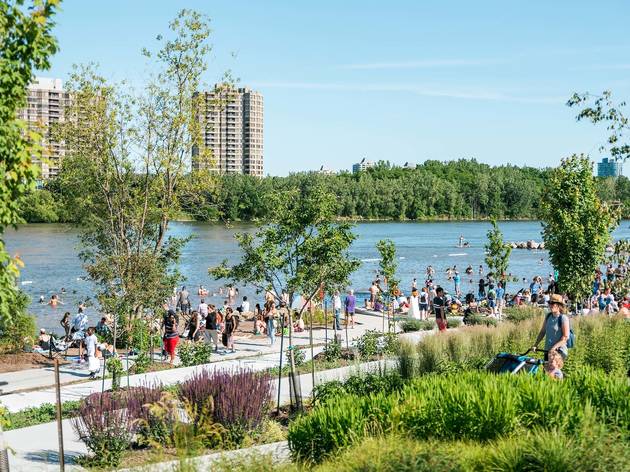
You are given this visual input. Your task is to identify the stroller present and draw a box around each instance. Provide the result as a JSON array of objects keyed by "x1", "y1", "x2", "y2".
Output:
[{"x1": 485, "y1": 349, "x2": 545, "y2": 375}]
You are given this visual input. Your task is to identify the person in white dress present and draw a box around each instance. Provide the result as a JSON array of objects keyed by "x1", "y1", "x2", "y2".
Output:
[
  {"x1": 408, "y1": 288, "x2": 421, "y2": 320},
  {"x1": 85, "y1": 327, "x2": 100, "y2": 379}
]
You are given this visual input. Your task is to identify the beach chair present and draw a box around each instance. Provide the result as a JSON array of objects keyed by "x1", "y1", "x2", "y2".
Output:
[{"x1": 48, "y1": 336, "x2": 69, "y2": 359}]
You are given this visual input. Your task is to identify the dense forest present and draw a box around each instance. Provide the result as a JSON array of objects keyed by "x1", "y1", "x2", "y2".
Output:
[{"x1": 19, "y1": 159, "x2": 630, "y2": 223}]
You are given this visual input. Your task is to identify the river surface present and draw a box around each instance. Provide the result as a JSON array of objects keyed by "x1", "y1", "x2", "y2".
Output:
[{"x1": 6, "y1": 221, "x2": 630, "y2": 331}]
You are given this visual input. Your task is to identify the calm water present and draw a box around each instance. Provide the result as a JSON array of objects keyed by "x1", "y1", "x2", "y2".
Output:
[{"x1": 6, "y1": 221, "x2": 630, "y2": 331}]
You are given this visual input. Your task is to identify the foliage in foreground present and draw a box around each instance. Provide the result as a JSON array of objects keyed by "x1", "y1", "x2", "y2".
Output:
[
  {"x1": 288, "y1": 369, "x2": 630, "y2": 464},
  {"x1": 540, "y1": 154, "x2": 620, "y2": 301},
  {"x1": 410, "y1": 313, "x2": 630, "y2": 377}
]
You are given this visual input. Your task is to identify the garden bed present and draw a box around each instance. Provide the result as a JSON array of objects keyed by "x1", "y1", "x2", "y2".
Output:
[{"x1": 0, "y1": 351, "x2": 71, "y2": 373}]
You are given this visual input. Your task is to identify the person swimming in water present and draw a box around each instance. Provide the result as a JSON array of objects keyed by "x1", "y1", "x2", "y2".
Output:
[{"x1": 48, "y1": 294, "x2": 62, "y2": 308}]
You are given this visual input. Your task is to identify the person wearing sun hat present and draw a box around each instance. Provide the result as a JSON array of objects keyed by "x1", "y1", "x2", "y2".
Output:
[{"x1": 532, "y1": 293, "x2": 570, "y2": 361}]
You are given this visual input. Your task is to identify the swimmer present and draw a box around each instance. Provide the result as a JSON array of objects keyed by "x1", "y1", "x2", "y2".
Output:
[
  {"x1": 198, "y1": 285, "x2": 208, "y2": 296},
  {"x1": 39, "y1": 295, "x2": 45, "y2": 304},
  {"x1": 48, "y1": 294, "x2": 61, "y2": 308}
]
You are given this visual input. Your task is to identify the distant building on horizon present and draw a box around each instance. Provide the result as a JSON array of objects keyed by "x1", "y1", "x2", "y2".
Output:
[
  {"x1": 317, "y1": 165, "x2": 336, "y2": 175},
  {"x1": 18, "y1": 77, "x2": 70, "y2": 182},
  {"x1": 192, "y1": 83, "x2": 263, "y2": 177},
  {"x1": 352, "y1": 157, "x2": 374, "y2": 173},
  {"x1": 597, "y1": 157, "x2": 622, "y2": 178}
]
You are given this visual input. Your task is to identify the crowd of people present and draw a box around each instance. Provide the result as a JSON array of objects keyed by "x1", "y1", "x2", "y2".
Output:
[{"x1": 32, "y1": 255, "x2": 629, "y2": 379}]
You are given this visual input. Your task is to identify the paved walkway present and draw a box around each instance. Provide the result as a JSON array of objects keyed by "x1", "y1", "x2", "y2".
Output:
[
  {"x1": 1, "y1": 312, "x2": 386, "y2": 412},
  {"x1": 2, "y1": 311, "x2": 442, "y2": 471},
  {"x1": 3, "y1": 358, "x2": 395, "y2": 471}
]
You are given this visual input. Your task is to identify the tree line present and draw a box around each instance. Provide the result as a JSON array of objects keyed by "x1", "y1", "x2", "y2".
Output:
[{"x1": 19, "y1": 158, "x2": 630, "y2": 223}]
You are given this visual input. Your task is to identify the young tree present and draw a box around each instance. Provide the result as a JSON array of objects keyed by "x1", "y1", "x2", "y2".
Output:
[
  {"x1": 567, "y1": 90, "x2": 629, "y2": 161},
  {"x1": 0, "y1": 0, "x2": 58, "y2": 327},
  {"x1": 376, "y1": 239, "x2": 399, "y2": 331},
  {"x1": 484, "y1": 219, "x2": 511, "y2": 284},
  {"x1": 55, "y1": 10, "x2": 213, "y2": 349},
  {"x1": 210, "y1": 183, "x2": 360, "y2": 409},
  {"x1": 540, "y1": 155, "x2": 620, "y2": 302}
]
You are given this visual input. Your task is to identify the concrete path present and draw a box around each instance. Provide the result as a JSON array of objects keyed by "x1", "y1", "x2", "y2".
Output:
[
  {"x1": 0, "y1": 313, "x2": 385, "y2": 412},
  {"x1": 4, "y1": 359, "x2": 393, "y2": 471}
]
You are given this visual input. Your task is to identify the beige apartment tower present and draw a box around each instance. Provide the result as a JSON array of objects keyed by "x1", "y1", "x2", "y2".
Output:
[
  {"x1": 18, "y1": 77, "x2": 70, "y2": 181},
  {"x1": 193, "y1": 84, "x2": 263, "y2": 177}
]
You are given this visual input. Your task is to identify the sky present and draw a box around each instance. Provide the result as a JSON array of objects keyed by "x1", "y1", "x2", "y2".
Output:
[{"x1": 44, "y1": 0, "x2": 630, "y2": 176}]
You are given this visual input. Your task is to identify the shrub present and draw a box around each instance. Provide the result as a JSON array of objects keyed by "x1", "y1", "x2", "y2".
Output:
[
  {"x1": 400, "y1": 319, "x2": 422, "y2": 332},
  {"x1": 316, "y1": 435, "x2": 467, "y2": 472},
  {"x1": 355, "y1": 330, "x2": 399, "y2": 360},
  {"x1": 0, "y1": 292, "x2": 36, "y2": 354},
  {"x1": 124, "y1": 382, "x2": 164, "y2": 444},
  {"x1": 447, "y1": 318, "x2": 462, "y2": 328},
  {"x1": 503, "y1": 306, "x2": 545, "y2": 322},
  {"x1": 130, "y1": 350, "x2": 152, "y2": 374},
  {"x1": 322, "y1": 340, "x2": 341, "y2": 362},
  {"x1": 289, "y1": 370, "x2": 630, "y2": 463},
  {"x1": 178, "y1": 340, "x2": 213, "y2": 367},
  {"x1": 179, "y1": 368, "x2": 273, "y2": 445},
  {"x1": 286, "y1": 345, "x2": 306, "y2": 367},
  {"x1": 466, "y1": 314, "x2": 498, "y2": 327},
  {"x1": 3, "y1": 400, "x2": 81, "y2": 431},
  {"x1": 312, "y1": 371, "x2": 403, "y2": 406},
  {"x1": 73, "y1": 391, "x2": 134, "y2": 468}
]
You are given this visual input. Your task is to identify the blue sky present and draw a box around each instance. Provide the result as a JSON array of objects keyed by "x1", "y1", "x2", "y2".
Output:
[{"x1": 46, "y1": 0, "x2": 630, "y2": 176}]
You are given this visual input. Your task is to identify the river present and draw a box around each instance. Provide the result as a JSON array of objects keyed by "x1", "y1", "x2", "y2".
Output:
[{"x1": 6, "y1": 221, "x2": 630, "y2": 331}]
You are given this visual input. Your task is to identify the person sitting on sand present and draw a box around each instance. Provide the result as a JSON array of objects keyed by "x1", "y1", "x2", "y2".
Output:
[
  {"x1": 293, "y1": 312, "x2": 305, "y2": 332},
  {"x1": 37, "y1": 328, "x2": 51, "y2": 351},
  {"x1": 255, "y1": 313, "x2": 266, "y2": 335}
]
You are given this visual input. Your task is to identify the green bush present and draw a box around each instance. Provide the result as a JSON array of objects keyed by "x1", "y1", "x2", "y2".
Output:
[
  {"x1": 314, "y1": 427, "x2": 630, "y2": 472},
  {"x1": 3, "y1": 401, "x2": 81, "y2": 431},
  {"x1": 286, "y1": 345, "x2": 306, "y2": 367},
  {"x1": 312, "y1": 372, "x2": 403, "y2": 406},
  {"x1": 177, "y1": 341, "x2": 213, "y2": 367},
  {"x1": 503, "y1": 306, "x2": 545, "y2": 322},
  {"x1": 354, "y1": 330, "x2": 399, "y2": 359},
  {"x1": 466, "y1": 314, "x2": 498, "y2": 327},
  {"x1": 0, "y1": 292, "x2": 36, "y2": 354},
  {"x1": 289, "y1": 370, "x2": 630, "y2": 464},
  {"x1": 322, "y1": 340, "x2": 341, "y2": 362},
  {"x1": 400, "y1": 319, "x2": 422, "y2": 332},
  {"x1": 447, "y1": 318, "x2": 462, "y2": 328}
]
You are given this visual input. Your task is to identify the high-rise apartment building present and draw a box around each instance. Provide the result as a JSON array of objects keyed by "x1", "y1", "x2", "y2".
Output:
[
  {"x1": 597, "y1": 157, "x2": 622, "y2": 177},
  {"x1": 192, "y1": 84, "x2": 263, "y2": 177},
  {"x1": 18, "y1": 77, "x2": 70, "y2": 181}
]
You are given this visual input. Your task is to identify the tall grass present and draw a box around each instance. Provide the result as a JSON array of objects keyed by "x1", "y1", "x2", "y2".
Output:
[
  {"x1": 411, "y1": 313, "x2": 630, "y2": 377},
  {"x1": 288, "y1": 369, "x2": 630, "y2": 464}
]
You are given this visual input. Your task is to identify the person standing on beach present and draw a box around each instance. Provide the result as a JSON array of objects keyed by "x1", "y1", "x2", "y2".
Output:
[
  {"x1": 419, "y1": 287, "x2": 429, "y2": 320},
  {"x1": 60, "y1": 312, "x2": 71, "y2": 340},
  {"x1": 178, "y1": 286, "x2": 190, "y2": 315},
  {"x1": 369, "y1": 281, "x2": 379, "y2": 309},
  {"x1": 345, "y1": 289, "x2": 356, "y2": 328},
  {"x1": 433, "y1": 287, "x2": 448, "y2": 332},
  {"x1": 408, "y1": 288, "x2": 421, "y2": 320},
  {"x1": 454, "y1": 271, "x2": 461, "y2": 298}
]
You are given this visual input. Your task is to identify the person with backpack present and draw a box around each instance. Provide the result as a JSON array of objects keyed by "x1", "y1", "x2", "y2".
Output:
[{"x1": 531, "y1": 294, "x2": 572, "y2": 361}]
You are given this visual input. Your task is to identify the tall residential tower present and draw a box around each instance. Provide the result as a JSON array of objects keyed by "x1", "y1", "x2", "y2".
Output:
[
  {"x1": 18, "y1": 78, "x2": 70, "y2": 181},
  {"x1": 192, "y1": 84, "x2": 263, "y2": 177}
]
